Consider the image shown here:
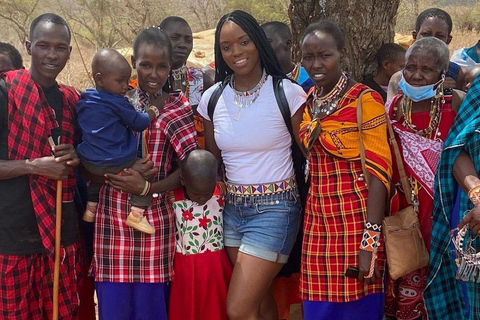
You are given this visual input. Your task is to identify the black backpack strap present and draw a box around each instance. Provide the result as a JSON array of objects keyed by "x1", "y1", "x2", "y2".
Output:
[
  {"x1": 207, "y1": 76, "x2": 231, "y2": 121},
  {"x1": 273, "y1": 76, "x2": 293, "y2": 136},
  {"x1": 273, "y1": 77, "x2": 293, "y2": 136}
]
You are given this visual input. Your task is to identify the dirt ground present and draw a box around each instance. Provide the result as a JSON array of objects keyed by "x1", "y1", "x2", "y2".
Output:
[{"x1": 289, "y1": 304, "x2": 302, "y2": 320}]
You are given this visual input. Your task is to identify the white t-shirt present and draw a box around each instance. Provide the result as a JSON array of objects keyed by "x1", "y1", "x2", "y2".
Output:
[{"x1": 197, "y1": 75, "x2": 307, "y2": 185}]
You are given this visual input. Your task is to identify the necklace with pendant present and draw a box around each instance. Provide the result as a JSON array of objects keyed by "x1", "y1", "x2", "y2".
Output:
[
  {"x1": 230, "y1": 69, "x2": 268, "y2": 121},
  {"x1": 312, "y1": 72, "x2": 348, "y2": 118},
  {"x1": 171, "y1": 65, "x2": 187, "y2": 93}
]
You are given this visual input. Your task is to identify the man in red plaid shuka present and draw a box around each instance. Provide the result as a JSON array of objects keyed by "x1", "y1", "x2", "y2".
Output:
[{"x1": 0, "y1": 13, "x2": 82, "y2": 319}]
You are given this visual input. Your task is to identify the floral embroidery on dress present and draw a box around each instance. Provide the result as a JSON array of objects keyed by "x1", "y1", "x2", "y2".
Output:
[{"x1": 172, "y1": 194, "x2": 224, "y2": 255}]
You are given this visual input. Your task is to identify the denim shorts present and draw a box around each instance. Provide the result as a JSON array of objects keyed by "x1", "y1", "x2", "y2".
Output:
[{"x1": 223, "y1": 189, "x2": 301, "y2": 263}]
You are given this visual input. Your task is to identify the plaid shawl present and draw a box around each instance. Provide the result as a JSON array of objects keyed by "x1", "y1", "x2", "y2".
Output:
[
  {"x1": 424, "y1": 76, "x2": 480, "y2": 319},
  {"x1": 299, "y1": 83, "x2": 392, "y2": 192},
  {"x1": 2, "y1": 69, "x2": 79, "y2": 258},
  {"x1": 299, "y1": 83, "x2": 391, "y2": 301}
]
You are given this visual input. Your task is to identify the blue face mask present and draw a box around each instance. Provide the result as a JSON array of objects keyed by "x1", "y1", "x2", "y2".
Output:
[{"x1": 398, "y1": 75, "x2": 444, "y2": 102}]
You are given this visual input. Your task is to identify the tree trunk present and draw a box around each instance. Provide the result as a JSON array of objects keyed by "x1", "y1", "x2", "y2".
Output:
[{"x1": 289, "y1": 0, "x2": 401, "y2": 81}]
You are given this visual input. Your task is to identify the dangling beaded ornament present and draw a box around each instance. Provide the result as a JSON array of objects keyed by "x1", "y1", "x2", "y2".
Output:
[
  {"x1": 171, "y1": 65, "x2": 188, "y2": 92},
  {"x1": 286, "y1": 64, "x2": 300, "y2": 81},
  {"x1": 401, "y1": 88, "x2": 443, "y2": 138},
  {"x1": 451, "y1": 224, "x2": 480, "y2": 282},
  {"x1": 230, "y1": 69, "x2": 268, "y2": 121},
  {"x1": 312, "y1": 72, "x2": 348, "y2": 118}
]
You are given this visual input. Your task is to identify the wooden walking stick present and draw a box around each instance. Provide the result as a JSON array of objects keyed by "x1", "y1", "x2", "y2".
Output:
[
  {"x1": 53, "y1": 178, "x2": 62, "y2": 320},
  {"x1": 49, "y1": 137, "x2": 62, "y2": 320}
]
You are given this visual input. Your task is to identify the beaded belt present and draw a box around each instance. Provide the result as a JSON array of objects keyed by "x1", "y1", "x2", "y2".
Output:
[
  {"x1": 226, "y1": 176, "x2": 296, "y2": 196},
  {"x1": 225, "y1": 176, "x2": 297, "y2": 205}
]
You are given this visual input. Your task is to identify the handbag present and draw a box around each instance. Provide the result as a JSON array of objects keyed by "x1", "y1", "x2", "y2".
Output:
[
  {"x1": 382, "y1": 117, "x2": 429, "y2": 280},
  {"x1": 356, "y1": 91, "x2": 429, "y2": 280}
]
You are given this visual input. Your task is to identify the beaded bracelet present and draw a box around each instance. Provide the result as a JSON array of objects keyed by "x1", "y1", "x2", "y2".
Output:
[
  {"x1": 140, "y1": 181, "x2": 151, "y2": 196},
  {"x1": 468, "y1": 185, "x2": 480, "y2": 206},
  {"x1": 365, "y1": 221, "x2": 382, "y2": 232},
  {"x1": 360, "y1": 229, "x2": 381, "y2": 252},
  {"x1": 148, "y1": 105, "x2": 160, "y2": 118},
  {"x1": 360, "y1": 229, "x2": 381, "y2": 279},
  {"x1": 364, "y1": 250, "x2": 378, "y2": 279}
]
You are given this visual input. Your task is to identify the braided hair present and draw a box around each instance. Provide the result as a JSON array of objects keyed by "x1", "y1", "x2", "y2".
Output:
[{"x1": 214, "y1": 10, "x2": 286, "y2": 83}]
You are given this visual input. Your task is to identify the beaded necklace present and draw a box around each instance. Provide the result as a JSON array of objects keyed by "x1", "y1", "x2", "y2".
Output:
[
  {"x1": 400, "y1": 94, "x2": 443, "y2": 139},
  {"x1": 230, "y1": 69, "x2": 268, "y2": 121},
  {"x1": 451, "y1": 224, "x2": 480, "y2": 282},
  {"x1": 286, "y1": 64, "x2": 300, "y2": 81},
  {"x1": 312, "y1": 72, "x2": 348, "y2": 118},
  {"x1": 392, "y1": 90, "x2": 445, "y2": 213},
  {"x1": 171, "y1": 65, "x2": 188, "y2": 95}
]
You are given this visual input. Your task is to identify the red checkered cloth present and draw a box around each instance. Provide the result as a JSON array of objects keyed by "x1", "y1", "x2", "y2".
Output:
[
  {"x1": 300, "y1": 84, "x2": 390, "y2": 302},
  {"x1": 0, "y1": 242, "x2": 82, "y2": 319},
  {"x1": 94, "y1": 90, "x2": 197, "y2": 283},
  {"x1": 2, "y1": 69, "x2": 79, "y2": 258}
]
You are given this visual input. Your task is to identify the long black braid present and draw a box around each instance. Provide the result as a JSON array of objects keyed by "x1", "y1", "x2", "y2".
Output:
[{"x1": 214, "y1": 10, "x2": 286, "y2": 83}]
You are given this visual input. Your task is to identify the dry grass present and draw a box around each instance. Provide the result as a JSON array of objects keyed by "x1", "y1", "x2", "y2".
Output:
[
  {"x1": 450, "y1": 29, "x2": 480, "y2": 53},
  {"x1": 57, "y1": 29, "x2": 480, "y2": 91},
  {"x1": 17, "y1": 32, "x2": 480, "y2": 91},
  {"x1": 57, "y1": 45, "x2": 96, "y2": 90}
]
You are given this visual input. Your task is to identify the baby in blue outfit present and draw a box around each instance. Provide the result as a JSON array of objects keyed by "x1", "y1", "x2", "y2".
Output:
[{"x1": 77, "y1": 48, "x2": 159, "y2": 234}]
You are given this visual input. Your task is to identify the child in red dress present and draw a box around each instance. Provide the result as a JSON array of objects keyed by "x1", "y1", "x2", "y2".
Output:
[{"x1": 169, "y1": 150, "x2": 232, "y2": 320}]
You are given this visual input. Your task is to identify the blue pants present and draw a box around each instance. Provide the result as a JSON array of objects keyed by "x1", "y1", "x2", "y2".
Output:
[
  {"x1": 303, "y1": 293, "x2": 384, "y2": 320},
  {"x1": 95, "y1": 281, "x2": 170, "y2": 320}
]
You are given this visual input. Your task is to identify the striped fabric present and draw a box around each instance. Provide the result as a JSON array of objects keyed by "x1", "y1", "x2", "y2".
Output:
[
  {"x1": 300, "y1": 83, "x2": 392, "y2": 302},
  {"x1": 425, "y1": 76, "x2": 480, "y2": 320},
  {"x1": 2, "y1": 69, "x2": 79, "y2": 258},
  {"x1": 93, "y1": 90, "x2": 197, "y2": 283},
  {"x1": 300, "y1": 84, "x2": 392, "y2": 192},
  {"x1": 384, "y1": 93, "x2": 456, "y2": 320},
  {"x1": 0, "y1": 242, "x2": 82, "y2": 319}
]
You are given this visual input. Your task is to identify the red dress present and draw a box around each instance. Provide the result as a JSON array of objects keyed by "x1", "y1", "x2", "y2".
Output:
[
  {"x1": 385, "y1": 94, "x2": 456, "y2": 320},
  {"x1": 168, "y1": 184, "x2": 232, "y2": 320}
]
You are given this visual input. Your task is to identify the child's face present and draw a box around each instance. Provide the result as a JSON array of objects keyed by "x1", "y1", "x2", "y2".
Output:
[
  {"x1": 415, "y1": 17, "x2": 452, "y2": 44},
  {"x1": 463, "y1": 68, "x2": 480, "y2": 92},
  {"x1": 385, "y1": 53, "x2": 405, "y2": 79},
  {"x1": 98, "y1": 65, "x2": 131, "y2": 95},
  {"x1": 132, "y1": 44, "x2": 171, "y2": 95},
  {"x1": 0, "y1": 53, "x2": 15, "y2": 73},
  {"x1": 184, "y1": 180, "x2": 215, "y2": 206}
]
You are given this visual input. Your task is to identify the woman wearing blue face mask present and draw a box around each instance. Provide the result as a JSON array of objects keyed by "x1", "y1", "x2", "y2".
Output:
[{"x1": 384, "y1": 36, "x2": 465, "y2": 320}]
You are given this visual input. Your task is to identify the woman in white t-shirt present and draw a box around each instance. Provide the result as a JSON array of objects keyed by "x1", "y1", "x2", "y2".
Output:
[{"x1": 197, "y1": 10, "x2": 307, "y2": 320}]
